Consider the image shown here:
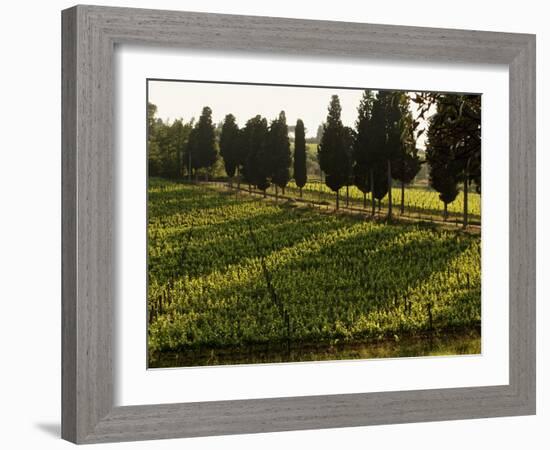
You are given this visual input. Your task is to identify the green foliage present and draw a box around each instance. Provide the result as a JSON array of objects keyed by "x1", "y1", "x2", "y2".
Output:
[
  {"x1": 391, "y1": 93, "x2": 421, "y2": 185},
  {"x1": 366, "y1": 92, "x2": 392, "y2": 201},
  {"x1": 353, "y1": 90, "x2": 374, "y2": 194},
  {"x1": 426, "y1": 121, "x2": 461, "y2": 208},
  {"x1": 393, "y1": 151, "x2": 422, "y2": 186},
  {"x1": 354, "y1": 90, "x2": 421, "y2": 210},
  {"x1": 417, "y1": 93, "x2": 481, "y2": 193},
  {"x1": 305, "y1": 143, "x2": 321, "y2": 177},
  {"x1": 219, "y1": 114, "x2": 240, "y2": 178},
  {"x1": 293, "y1": 119, "x2": 307, "y2": 189},
  {"x1": 425, "y1": 95, "x2": 473, "y2": 209},
  {"x1": 147, "y1": 102, "x2": 192, "y2": 179},
  {"x1": 148, "y1": 180, "x2": 481, "y2": 355},
  {"x1": 269, "y1": 111, "x2": 292, "y2": 190},
  {"x1": 169, "y1": 120, "x2": 189, "y2": 178},
  {"x1": 315, "y1": 123, "x2": 324, "y2": 143},
  {"x1": 187, "y1": 106, "x2": 217, "y2": 173},
  {"x1": 318, "y1": 95, "x2": 353, "y2": 197},
  {"x1": 241, "y1": 115, "x2": 270, "y2": 191}
]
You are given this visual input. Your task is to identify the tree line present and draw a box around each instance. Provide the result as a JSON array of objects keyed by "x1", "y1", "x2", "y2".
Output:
[{"x1": 147, "y1": 89, "x2": 481, "y2": 226}]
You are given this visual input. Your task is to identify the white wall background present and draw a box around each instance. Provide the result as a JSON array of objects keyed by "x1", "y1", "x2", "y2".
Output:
[{"x1": 0, "y1": 1, "x2": 546, "y2": 448}]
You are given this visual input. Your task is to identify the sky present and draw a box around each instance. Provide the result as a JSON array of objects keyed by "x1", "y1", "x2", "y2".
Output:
[{"x1": 147, "y1": 80, "x2": 432, "y2": 148}]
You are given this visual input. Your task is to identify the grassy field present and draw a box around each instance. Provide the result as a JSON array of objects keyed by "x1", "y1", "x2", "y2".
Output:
[{"x1": 147, "y1": 178, "x2": 481, "y2": 367}]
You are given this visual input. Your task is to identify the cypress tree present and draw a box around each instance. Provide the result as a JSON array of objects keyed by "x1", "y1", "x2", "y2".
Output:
[
  {"x1": 187, "y1": 106, "x2": 217, "y2": 180},
  {"x1": 219, "y1": 113, "x2": 240, "y2": 185},
  {"x1": 185, "y1": 126, "x2": 198, "y2": 180},
  {"x1": 390, "y1": 94, "x2": 421, "y2": 214},
  {"x1": 239, "y1": 117, "x2": 253, "y2": 188},
  {"x1": 364, "y1": 91, "x2": 413, "y2": 219},
  {"x1": 453, "y1": 94, "x2": 481, "y2": 227},
  {"x1": 367, "y1": 92, "x2": 391, "y2": 214},
  {"x1": 353, "y1": 90, "x2": 374, "y2": 209},
  {"x1": 270, "y1": 111, "x2": 292, "y2": 199},
  {"x1": 293, "y1": 119, "x2": 307, "y2": 197},
  {"x1": 343, "y1": 126, "x2": 355, "y2": 208},
  {"x1": 383, "y1": 92, "x2": 408, "y2": 219},
  {"x1": 170, "y1": 119, "x2": 191, "y2": 180},
  {"x1": 318, "y1": 95, "x2": 351, "y2": 210},
  {"x1": 234, "y1": 127, "x2": 249, "y2": 189},
  {"x1": 241, "y1": 115, "x2": 270, "y2": 196}
]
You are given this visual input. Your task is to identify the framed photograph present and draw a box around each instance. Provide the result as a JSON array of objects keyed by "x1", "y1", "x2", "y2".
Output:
[{"x1": 62, "y1": 5, "x2": 536, "y2": 444}]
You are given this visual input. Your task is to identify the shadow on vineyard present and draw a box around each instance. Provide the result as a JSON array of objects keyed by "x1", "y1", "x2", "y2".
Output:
[
  {"x1": 147, "y1": 180, "x2": 481, "y2": 367},
  {"x1": 149, "y1": 328, "x2": 481, "y2": 368},
  {"x1": 148, "y1": 202, "x2": 353, "y2": 282},
  {"x1": 216, "y1": 181, "x2": 481, "y2": 228}
]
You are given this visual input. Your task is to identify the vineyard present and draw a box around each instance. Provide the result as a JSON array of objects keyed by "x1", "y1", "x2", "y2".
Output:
[
  {"x1": 147, "y1": 178, "x2": 481, "y2": 367},
  {"x1": 291, "y1": 181, "x2": 479, "y2": 220},
  {"x1": 227, "y1": 179, "x2": 481, "y2": 225}
]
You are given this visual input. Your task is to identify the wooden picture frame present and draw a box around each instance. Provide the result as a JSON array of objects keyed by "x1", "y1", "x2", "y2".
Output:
[{"x1": 61, "y1": 5, "x2": 536, "y2": 444}]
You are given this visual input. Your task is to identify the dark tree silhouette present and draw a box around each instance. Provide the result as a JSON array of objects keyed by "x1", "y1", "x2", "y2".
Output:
[
  {"x1": 318, "y1": 95, "x2": 351, "y2": 209},
  {"x1": 170, "y1": 119, "x2": 189, "y2": 179},
  {"x1": 234, "y1": 127, "x2": 250, "y2": 189},
  {"x1": 241, "y1": 115, "x2": 270, "y2": 196},
  {"x1": 359, "y1": 91, "x2": 414, "y2": 218},
  {"x1": 353, "y1": 90, "x2": 374, "y2": 209},
  {"x1": 219, "y1": 114, "x2": 240, "y2": 185},
  {"x1": 390, "y1": 94, "x2": 421, "y2": 214},
  {"x1": 383, "y1": 91, "x2": 410, "y2": 219},
  {"x1": 186, "y1": 126, "x2": 197, "y2": 180},
  {"x1": 426, "y1": 106, "x2": 461, "y2": 220},
  {"x1": 342, "y1": 126, "x2": 355, "y2": 207},
  {"x1": 270, "y1": 111, "x2": 292, "y2": 200},
  {"x1": 367, "y1": 92, "x2": 392, "y2": 214},
  {"x1": 186, "y1": 106, "x2": 217, "y2": 179},
  {"x1": 414, "y1": 93, "x2": 481, "y2": 226},
  {"x1": 293, "y1": 119, "x2": 307, "y2": 197}
]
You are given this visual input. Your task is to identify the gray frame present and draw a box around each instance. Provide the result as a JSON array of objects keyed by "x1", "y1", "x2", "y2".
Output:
[{"x1": 62, "y1": 4, "x2": 536, "y2": 444}]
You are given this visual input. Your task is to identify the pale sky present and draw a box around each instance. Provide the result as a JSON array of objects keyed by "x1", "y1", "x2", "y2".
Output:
[{"x1": 148, "y1": 80, "x2": 432, "y2": 148}]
